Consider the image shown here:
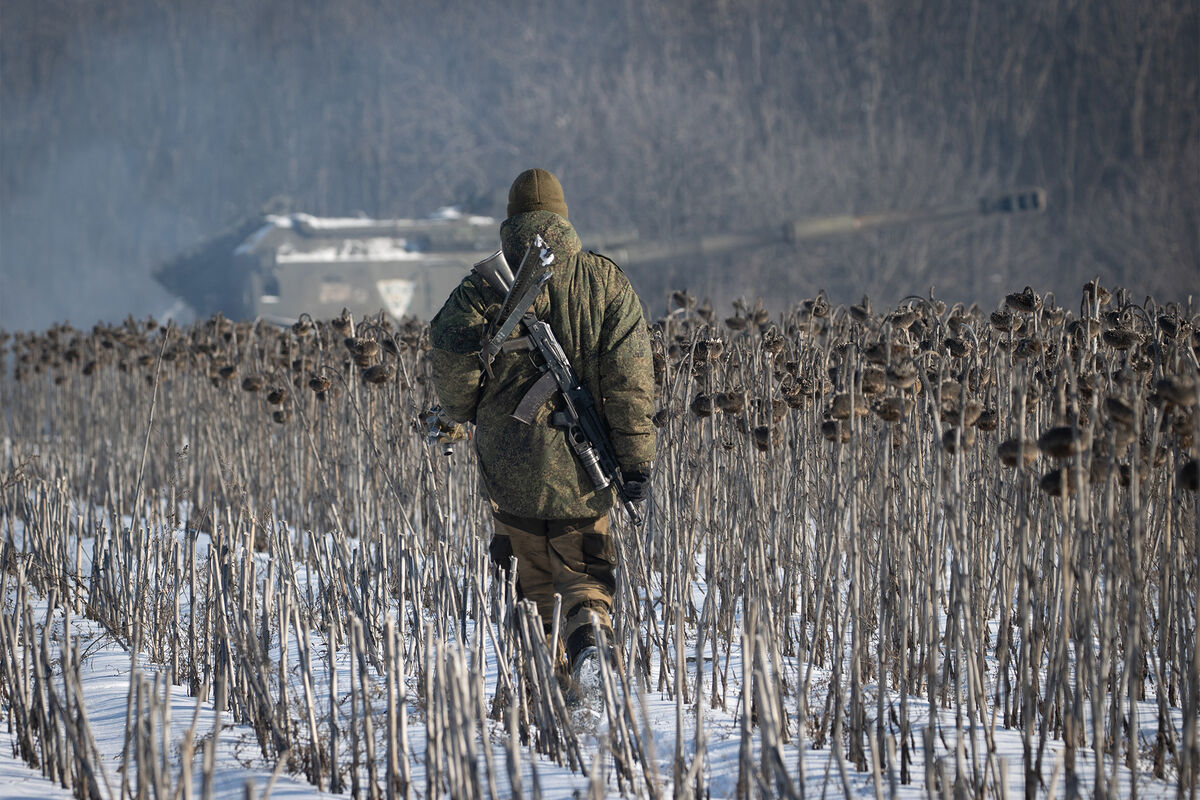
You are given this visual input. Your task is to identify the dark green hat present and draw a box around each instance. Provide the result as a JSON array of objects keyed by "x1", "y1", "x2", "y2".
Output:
[{"x1": 506, "y1": 168, "x2": 568, "y2": 220}]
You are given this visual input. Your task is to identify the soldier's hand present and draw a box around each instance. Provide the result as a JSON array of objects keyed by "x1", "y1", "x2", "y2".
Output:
[
  {"x1": 488, "y1": 534, "x2": 514, "y2": 572},
  {"x1": 621, "y1": 468, "x2": 652, "y2": 503},
  {"x1": 422, "y1": 406, "x2": 467, "y2": 454}
]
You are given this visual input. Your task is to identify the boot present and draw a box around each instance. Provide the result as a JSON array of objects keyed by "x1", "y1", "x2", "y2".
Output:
[{"x1": 566, "y1": 646, "x2": 603, "y2": 709}]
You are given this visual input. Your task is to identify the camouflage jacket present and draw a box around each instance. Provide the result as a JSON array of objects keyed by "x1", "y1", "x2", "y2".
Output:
[{"x1": 429, "y1": 211, "x2": 656, "y2": 519}]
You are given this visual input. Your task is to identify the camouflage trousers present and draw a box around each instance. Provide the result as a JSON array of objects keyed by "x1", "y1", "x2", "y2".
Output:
[{"x1": 489, "y1": 510, "x2": 616, "y2": 665}]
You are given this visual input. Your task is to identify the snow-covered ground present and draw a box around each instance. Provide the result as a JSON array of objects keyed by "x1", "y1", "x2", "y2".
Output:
[{"x1": 0, "y1": 518, "x2": 1185, "y2": 799}]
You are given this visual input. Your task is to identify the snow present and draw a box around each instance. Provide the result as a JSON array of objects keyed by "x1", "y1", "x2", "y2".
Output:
[
  {"x1": 0, "y1": 640, "x2": 342, "y2": 799},
  {"x1": 0, "y1": 601, "x2": 1185, "y2": 797},
  {"x1": 0, "y1": 506, "x2": 1188, "y2": 799},
  {"x1": 273, "y1": 239, "x2": 423, "y2": 264},
  {"x1": 286, "y1": 211, "x2": 493, "y2": 232},
  {"x1": 428, "y1": 207, "x2": 496, "y2": 225},
  {"x1": 233, "y1": 218, "x2": 293, "y2": 256}
]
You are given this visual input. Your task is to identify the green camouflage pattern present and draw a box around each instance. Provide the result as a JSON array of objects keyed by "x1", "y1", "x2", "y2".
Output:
[{"x1": 429, "y1": 211, "x2": 656, "y2": 519}]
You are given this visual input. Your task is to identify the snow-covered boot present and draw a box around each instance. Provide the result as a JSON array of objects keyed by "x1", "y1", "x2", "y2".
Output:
[{"x1": 566, "y1": 645, "x2": 603, "y2": 710}]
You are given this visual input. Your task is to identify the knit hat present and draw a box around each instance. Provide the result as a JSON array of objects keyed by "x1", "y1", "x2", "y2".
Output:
[{"x1": 506, "y1": 168, "x2": 568, "y2": 220}]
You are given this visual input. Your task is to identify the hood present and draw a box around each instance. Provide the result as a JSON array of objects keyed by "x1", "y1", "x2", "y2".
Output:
[{"x1": 499, "y1": 210, "x2": 582, "y2": 272}]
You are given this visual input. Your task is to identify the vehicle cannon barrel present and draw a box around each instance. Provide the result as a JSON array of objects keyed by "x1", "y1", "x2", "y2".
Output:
[
  {"x1": 596, "y1": 188, "x2": 1046, "y2": 265},
  {"x1": 154, "y1": 188, "x2": 1046, "y2": 322}
]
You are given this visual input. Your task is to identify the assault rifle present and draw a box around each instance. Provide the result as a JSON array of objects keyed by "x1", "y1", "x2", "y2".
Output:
[{"x1": 474, "y1": 238, "x2": 644, "y2": 526}]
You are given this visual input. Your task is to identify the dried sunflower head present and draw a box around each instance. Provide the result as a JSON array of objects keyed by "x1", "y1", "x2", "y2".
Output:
[
  {"x1": 998, "y1": 438, "x2": 1038, "y2": 468},
  {"x1": 1005, "y1": 286, "x2": 1040, "y2": 314},
  {"x1": 1038, "y1": 468, "x2": 1073, "y2": 496},
  {"x1": 361, "y1": 364, "x2": 394, "y2": 385},
  {"x1": 1037, "y1": 425, "x2": 1084, "y2": 459}
]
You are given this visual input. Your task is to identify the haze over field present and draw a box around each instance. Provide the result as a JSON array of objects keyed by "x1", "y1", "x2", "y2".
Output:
[{"x1": 1, "y1": 0, "x2": 1197, "y2": 331}]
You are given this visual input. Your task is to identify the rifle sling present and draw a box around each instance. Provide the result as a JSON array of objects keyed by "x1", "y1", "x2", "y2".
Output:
[{"x1": 480, "y1": 271, "x2": 551, "y2": 372}]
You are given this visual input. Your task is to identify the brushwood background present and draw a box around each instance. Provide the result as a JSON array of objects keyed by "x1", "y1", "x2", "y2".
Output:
[{"x1": 1, "y1": 0, "x2": 1197, "y2": 331}]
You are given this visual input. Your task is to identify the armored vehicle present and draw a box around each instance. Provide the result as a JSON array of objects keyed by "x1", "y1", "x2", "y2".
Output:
[
  {"x1": 153, "y1": 189, "x2": 1045, "y2": 323},
  {"x1": 154, "y1": 208, "x2": 499, "y2": 324}
]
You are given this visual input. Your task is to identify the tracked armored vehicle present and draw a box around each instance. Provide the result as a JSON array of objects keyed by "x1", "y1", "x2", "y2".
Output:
[{"x1": 154, "y1": 189, "x2": 1045, "y2": 323}]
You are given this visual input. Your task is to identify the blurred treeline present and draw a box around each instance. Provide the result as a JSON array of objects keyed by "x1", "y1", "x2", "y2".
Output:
[{"x1": 1, "y1": 0, "x2": 1197, "y2": 330}]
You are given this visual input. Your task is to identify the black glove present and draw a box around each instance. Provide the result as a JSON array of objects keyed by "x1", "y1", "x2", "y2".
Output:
[
  {"x1": 621, "y1": 468, "x2": 652, "y2": 503},
  {"x1": 489, "y1": 534, "x2": 514, "y2": 571}
]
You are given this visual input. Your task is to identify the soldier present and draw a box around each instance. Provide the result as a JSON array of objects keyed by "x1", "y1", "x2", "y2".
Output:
[{"x1": 429, "y1": 168, "x2": 656, "y2": 698}]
